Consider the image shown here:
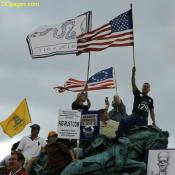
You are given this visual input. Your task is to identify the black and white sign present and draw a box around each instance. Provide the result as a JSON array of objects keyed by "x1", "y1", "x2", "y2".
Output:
[
  {"x1": 147, "y1": 149, "x2": 175, "y2": 175},
  {"x1": 58, "y1": 110, "x2": 81, "y2": 139}
]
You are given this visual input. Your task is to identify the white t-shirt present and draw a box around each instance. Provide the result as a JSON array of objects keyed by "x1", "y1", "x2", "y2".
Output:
[{"x1": 17, "y1": 135, "x2": 46, "y2": 159}]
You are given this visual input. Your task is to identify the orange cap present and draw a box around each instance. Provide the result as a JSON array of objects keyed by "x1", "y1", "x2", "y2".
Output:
[{"x1": 48, "y1": 131, "x2": 58, "y2": 137}]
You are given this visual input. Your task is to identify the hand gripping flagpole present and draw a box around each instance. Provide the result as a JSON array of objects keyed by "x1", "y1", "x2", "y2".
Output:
[{"x1": 130, "y1": 4, "x2": 136, "y2": 67}]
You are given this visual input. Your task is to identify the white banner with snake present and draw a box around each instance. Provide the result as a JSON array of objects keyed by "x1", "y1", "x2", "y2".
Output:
[{"x1": 27, "y1": 11, "x2": 92, "y2": 58}]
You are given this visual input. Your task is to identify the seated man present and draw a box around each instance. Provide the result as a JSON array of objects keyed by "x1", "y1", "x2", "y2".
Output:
[
  {"x1": 99, "y1": 108, "x2": 119, "y2": 139},
  {"x1": 117, "y1": 66, "x2": 156, "y2": 138},
  {"x1": 8, "y1": 151, "x2": 27, "y2": 175},
  {"x1": 108, "y1": 95, "x2": 126, "y2": 122},
  {"x1": 42, "y1": 131, "x2": 72, "y2": 175}
]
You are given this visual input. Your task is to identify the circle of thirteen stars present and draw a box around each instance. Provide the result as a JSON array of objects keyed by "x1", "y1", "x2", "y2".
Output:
[{"x1": 91, "y1": 71, "x2": 108, "y2": 81}]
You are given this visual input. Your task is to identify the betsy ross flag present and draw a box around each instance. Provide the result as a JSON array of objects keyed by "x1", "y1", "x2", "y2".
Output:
[
  {"x1": 54, "y1": 67, "x2": 115, "y2": 93},
  {"x1": 77, "y1": 9, "x2": 133, "y2": 54}
]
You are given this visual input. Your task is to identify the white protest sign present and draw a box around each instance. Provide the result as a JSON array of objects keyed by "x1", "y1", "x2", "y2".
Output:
[{"x1": 58, "y1": 110, "x2": 81, "y2": 139}]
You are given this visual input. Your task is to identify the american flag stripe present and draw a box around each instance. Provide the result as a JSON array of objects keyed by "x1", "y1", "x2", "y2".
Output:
[
  {"x1": 79, "y1": 43, "x2": 133, "y2": 52},
  {"x1": 97, "y1": 31, "x2": 133, "y2": 40},
  {"x1": 77, "y1": 29, "x2": 133, "y2": 52},
  {"x1": 78, "y1": 29, "x2": 133, "y2": 42},
  {"x1": 54, "y1": 79, "x2": 115, "y2": 92},
  {"x1": 66, "y1": 78, "x2": 114, "y2": 85},
  {"x1": 78, "y1": 24, "x2": 111, "y2": 42},
  {"x1": 66, "y1": 82, "x2": 84, "y2": 86},
  {"x1": 61, "y1": 84, "x2": 114, "y2": 92},
  {"x1": 78, "y1": 35, "x2": 133, "y2": 48},
  {"x1": 54, "y1": 85, "x2": 114, "y2": 93},
  {"x1": 66, "y1": 78, "x2": 85, "y2": 83},
  {"x1": 58, "y1": 80, "x2": 114, "y2": 88},
  {"x1": 88, "y1": 79, "x2": 114, "y2": 86},
  {"x1": 78, "y1": 24, "x2": 110, "y2": 38}
]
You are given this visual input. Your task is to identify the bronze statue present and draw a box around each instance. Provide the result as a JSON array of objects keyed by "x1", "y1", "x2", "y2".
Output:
[{"x1": 60, "y1": 126, "x2": 169, "y2": 175}]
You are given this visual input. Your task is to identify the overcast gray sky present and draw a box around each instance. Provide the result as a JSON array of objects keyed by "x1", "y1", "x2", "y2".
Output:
[{"x1": 0, "y1": 0, "x2": 175, "y2": 160}]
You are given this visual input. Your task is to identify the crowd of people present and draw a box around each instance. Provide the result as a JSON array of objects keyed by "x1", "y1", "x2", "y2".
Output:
[{"x1": 0, "y1": 66, "x2": 156, "y2": 175}]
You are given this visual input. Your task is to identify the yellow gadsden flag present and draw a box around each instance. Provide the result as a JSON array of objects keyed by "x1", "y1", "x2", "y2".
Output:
[{"x1": 0, "y1": 98, "x2": 31, "y2": 137}]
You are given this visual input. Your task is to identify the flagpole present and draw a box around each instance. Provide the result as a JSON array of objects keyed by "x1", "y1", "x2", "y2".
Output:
[
  {"x1": 86, "y1": 52, "x2": 91, "y2": 82},
  {"x1": 113, "y1": 67, "x2": 117, "y2": 95},
  {"x1": 130, "y1": 3, "x2": 136, "y2": 67},
  {"x1": 113, "y1": 67, "x2": 119, "y2": 112},
  {"x1": 85, "y1": 11, "x2": 92, "y2": 90},
  {"x1": 132, "y1": 40, "x2": 135, "y2": 67}
]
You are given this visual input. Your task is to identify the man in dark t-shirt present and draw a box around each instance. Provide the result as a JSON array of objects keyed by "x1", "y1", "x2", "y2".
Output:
[
  {"x1": 117, "y1": 66, "x2": 156, "y2": 138},
  {"x1": 132, "y1": 88, "x2": 154, "y2": 120}
]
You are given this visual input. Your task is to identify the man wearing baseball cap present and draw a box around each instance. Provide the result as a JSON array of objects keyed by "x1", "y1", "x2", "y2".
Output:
[
  {"x1": 17, "y1": 124, "x2": 46, "y2": 174},
  {"x1": 30, "y1": 124, "x2": 40, "y2": 130},
  {"x1": 43, "y1": 131, "x2": 72, "y2": 175}
]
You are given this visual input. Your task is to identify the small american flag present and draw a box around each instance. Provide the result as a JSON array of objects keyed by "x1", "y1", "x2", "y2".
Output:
[
  {"x1": 54, "y1": 67, "x2": 115, "y2": 93},
  {"x1": 77, "y1": 9, "x2": 133, "y2": 53}
]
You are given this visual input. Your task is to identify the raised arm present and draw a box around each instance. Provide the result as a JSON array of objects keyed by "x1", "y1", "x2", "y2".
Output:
[
  {"x1": 105, "y1": 97, "x2": 109, "y2": 111},
  {"x1": 131, "y1": 66, "x2": 137, "y2": 91}
]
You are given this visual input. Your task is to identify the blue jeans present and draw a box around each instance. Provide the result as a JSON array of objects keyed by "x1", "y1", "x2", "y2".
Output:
[{"x1": 116, "y1": 114, "x2": 148, "y2": 138}]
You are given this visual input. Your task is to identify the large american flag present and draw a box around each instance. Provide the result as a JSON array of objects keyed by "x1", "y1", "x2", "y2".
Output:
[
  {"x1": 77, "y1": 9, "x2": 133, "y2": 53},
  {"x1": 54, "y1": 67, "x2": 115, "y2": 93}
]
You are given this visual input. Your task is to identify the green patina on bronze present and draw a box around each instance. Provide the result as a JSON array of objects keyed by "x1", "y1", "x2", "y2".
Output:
[
  {"x1": 61, "y1": 126, "x2": 169, "y2": 175},
  {"x1": 30, "y1": 126, "x2": 169, "y2": 175}
]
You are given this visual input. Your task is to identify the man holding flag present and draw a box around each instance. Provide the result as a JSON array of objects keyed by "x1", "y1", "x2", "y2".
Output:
[{"x1": 117, "y1": 66, "x2": 156, "y2": 138}]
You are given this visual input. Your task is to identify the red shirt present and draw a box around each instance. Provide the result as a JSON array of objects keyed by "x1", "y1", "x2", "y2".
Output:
[{"x1": 8, "y1": 169, "x2": 28, "y2": 175}]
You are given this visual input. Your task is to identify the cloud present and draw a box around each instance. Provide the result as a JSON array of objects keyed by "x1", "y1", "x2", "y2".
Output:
[{"x1": 0, "y1": 1, "x2": 174, "y2": 158}]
